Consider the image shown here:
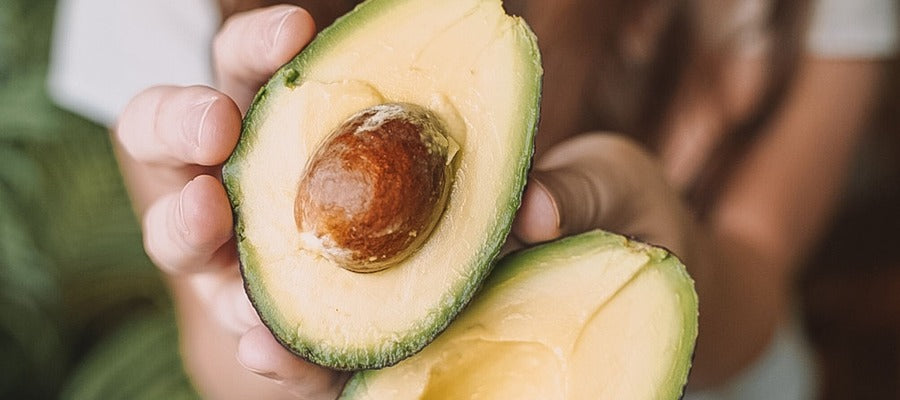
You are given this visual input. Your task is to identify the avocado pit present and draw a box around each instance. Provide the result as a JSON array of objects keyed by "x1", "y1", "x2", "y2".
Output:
[{"x1": 295, "y1": 103, "x2": 456, "y2": 273}]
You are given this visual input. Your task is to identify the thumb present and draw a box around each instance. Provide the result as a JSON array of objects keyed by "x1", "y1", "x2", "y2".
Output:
[
  {"x1": 238, "y1": 326, "x2": 349, "y2": 399},
  {"x1": 512, "y1": 168, "x2": 597, "y2": 243},
  {"x1": 512, "y1": 134, "x2": 692, "y2": 258}
]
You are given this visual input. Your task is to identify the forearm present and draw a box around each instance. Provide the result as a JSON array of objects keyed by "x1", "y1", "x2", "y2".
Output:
[
  {"x1": 686, "y1": 226, "x2": 790, "y2": 388},
  {"x1": 687, "y1": 57, "x2": 885, "y2": 388}
]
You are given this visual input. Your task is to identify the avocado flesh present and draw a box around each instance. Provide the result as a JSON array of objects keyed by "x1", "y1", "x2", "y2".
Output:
[
  {"x1": 222, "y1": 0, "x2": 541, "y2": 370},
  {"x1": 340, "y1": 230, "x2": 699, "y2": 400}
]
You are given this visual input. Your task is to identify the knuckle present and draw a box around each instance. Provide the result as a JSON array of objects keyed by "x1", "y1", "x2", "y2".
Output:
[
  {"x1": 212, "y1": 7, "x2": 257, "y2": 70},
  {"x1": 214, "y1": 8, "x2": 248, "y2": 51},
  {"x1": 212, "y1": 27, "x2": 230, "y2": 68},
  {"x1": 596, "y1": 133, "x2": 648, "y2": 157},
  {"x1": 587, "y1": 133, "x2": 660, "y2": 174},
  {"x1": 116, "y1": 87, "x2": 164, "y2": 160},
  {"x1": 141, "y1": 203, "x2": 178, "y2": 273},
  {"x1": 180, "y1": 223, "x2": 224, "y2": 254}
]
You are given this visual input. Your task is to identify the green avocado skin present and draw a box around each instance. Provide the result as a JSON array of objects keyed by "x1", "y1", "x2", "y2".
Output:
[
  {"x1": 339, "y1": 230, "x2": 700, "y2": 399},
  {"x1": 221, "y1": 0, "x2": 543, "y2": 371}
]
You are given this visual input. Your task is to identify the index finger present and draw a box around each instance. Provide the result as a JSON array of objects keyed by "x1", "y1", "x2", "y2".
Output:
[
  {"x1": 213, "y1": 5, "x2": 317, "y2": 111},
  {"x1": 116, "y1": 85, "x2": 242, "y2": 168}
]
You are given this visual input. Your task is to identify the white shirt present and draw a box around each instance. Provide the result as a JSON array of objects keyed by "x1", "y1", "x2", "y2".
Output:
[
  {"x1": 808, "y1": 0, "x2": 899, "y2": 58},
  {"x1": 48, "y1": 0, "x2": 220, "y2": 125}
]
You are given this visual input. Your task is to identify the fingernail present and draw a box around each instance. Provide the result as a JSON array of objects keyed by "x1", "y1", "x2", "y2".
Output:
[
  {"x1": 269, "y1": 8, "x2": 298, "y2": 52},
  {"x1": 238, "y1": 355, "x2": 275, "y2": 377},
  {"x1": 184, "y1": 97, "x2": 217, "y2": 150},
  {"x1": 177, "y1": 179, "x2": 194, "y2": 237},
  {"x1": 533, "y1": 168, "x2": 598, "y2": 236},
  {"x1": 528, "y1": 170, "x2": 562, "y2": 232},
  {"x1": 237, "y1": 352, "x2": 285, "y2": 383},
  {"x1": 259, "y1": 370, "x2": 283, "y2": 382}
]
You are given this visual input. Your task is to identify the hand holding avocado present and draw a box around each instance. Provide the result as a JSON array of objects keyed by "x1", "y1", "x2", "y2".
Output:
[
  {"x1": 224, "y1": 0, "x2": 541, "y2": 372},
  {"x1": 116, "y1": 1, "x2": 697, "y2": 398},
  {"x1": 115, "y1": 5, "x2": 347, "y2": 399},
  {"x1": 512, "y1": 133, "x2": 696, "y2": 267}
]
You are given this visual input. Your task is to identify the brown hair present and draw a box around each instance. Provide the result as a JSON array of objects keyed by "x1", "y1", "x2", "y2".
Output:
[
  {"x1": 688, "y1": 0, "x2": 812, "y2": 212},
  {"x1": 511, "y1": 0, "x2": 810, "y2": 212},
  {"x1": 222, "y1": 0, "x2": 810, "y2": 213},
  {"x1": 504, "y1": 0, "x2": 694, "y2": 153}
]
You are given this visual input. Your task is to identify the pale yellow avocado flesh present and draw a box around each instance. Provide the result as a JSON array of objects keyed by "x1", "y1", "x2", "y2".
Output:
[
  {"x1": 224, "y1": 0, "x2": 542, "y2": 369},
  {"x1": 340, "y1": 231, "x2": 699, "y2": 399}
]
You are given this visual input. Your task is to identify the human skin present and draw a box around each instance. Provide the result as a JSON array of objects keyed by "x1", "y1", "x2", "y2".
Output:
[
  {"x1": 115, "y1": 7, "x2": 346, "y2": 399},
  {"x1": 113, "y1": 4, "x2": 885, "y2": 398}
]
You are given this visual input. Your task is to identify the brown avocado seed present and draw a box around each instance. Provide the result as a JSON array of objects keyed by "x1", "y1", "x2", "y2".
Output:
[{"x1": 295, "y1": 103, "x2": 456, "y2": 273}]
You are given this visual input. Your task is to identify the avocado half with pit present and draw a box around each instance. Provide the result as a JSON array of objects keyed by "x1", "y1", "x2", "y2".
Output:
[
  {"x1": 222, "y1": 0, "x2": 541, "y2": 370},
  {"x1": 340, "y1": 230, "x2": 699, "y2": 399}
]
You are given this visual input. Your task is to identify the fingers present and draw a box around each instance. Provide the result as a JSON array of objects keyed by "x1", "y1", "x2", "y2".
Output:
[
  {"x1": 512, "y1": 170, "x2": 578, "y2": 243},
  {"x1": 238, "y1": 326, "x2": 350, "y2": 399},
  {"x1": 143, "y1": 175, "x2": 235, "y2": 275},
  {"x1": 141, "y1": 174, "x2": 258, "y2": 334},
  {"x1": 189, "y1": 270, "x2": 261, "y2": 334},
  {"x1": 117, "y1": 85, "x2": 242, "y2": 168},
  {"x1": 214, "y1": 5, "x2": 317, "y2": 110},
  {"x1": 512, "y1": 134, "x2": 692, "y2": 257}
]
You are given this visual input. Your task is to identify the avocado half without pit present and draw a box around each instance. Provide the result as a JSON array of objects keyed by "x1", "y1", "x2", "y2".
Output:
[
  {"x1": 340, "y1": 231, "x2": 699, "y2": 400},
  {"x1": 223, "y1": 0, "x2": 541, "y2": 370}
]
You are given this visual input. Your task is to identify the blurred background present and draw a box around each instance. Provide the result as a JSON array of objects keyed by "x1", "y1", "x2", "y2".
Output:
[
  {"x1": 0, "y1": 1, "x2": 197, "y2": 398},
  {"x1": 798, "y1": 68, "x2": 900, "y2": 397},
  {"x1": 0, "y1": 0, "x2": 898, "y2": 399}
]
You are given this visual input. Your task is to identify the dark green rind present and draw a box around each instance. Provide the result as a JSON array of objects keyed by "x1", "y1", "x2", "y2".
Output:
[
  {"x1": 339, "y1": 230, "x2": 699, "y2": 399},
  {"x1": 222, "y1": 0, "x2": 543, "y2": 370}
]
